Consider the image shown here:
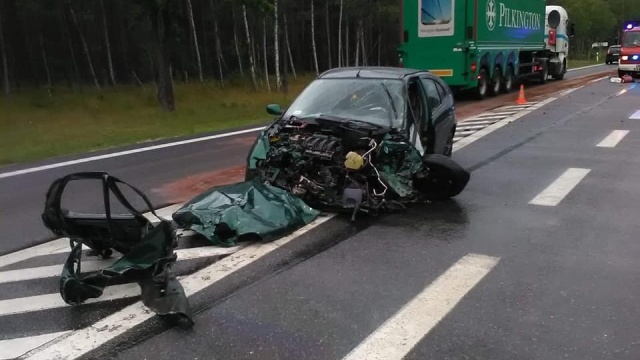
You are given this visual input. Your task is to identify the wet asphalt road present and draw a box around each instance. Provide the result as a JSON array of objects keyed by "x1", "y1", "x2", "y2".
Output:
[
  {"x1": 94, "y1": 75, "x2": 640, "y2": 359},
  {"x1": 0, "y1": 64, "x2": 615, "y2": 256}
]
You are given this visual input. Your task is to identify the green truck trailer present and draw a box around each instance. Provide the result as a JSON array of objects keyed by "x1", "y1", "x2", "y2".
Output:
[{"x1": 398, "y1": 0, "x2": 573, "y2": 99}]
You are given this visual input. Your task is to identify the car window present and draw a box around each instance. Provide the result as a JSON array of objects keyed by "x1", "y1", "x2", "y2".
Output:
[
  {"x1": 435, "y1": 82, "x2": 448, "y2": 102},
  {"x1": 419, "y1": 78, "x2": 442, "y2": 112}
]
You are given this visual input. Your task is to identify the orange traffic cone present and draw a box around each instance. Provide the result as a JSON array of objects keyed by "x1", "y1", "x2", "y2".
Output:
[{"x1": 516, "y1": 84, "x2": 527, "y2": 104}]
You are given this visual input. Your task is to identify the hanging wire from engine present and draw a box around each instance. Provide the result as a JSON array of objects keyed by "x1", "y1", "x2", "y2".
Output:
[{"x1": 361, "y1": 138, "x2": 388, "y2": 197}]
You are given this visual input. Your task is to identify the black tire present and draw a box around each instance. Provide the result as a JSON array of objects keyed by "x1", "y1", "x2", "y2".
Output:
[
  {"x1": 619, "y1": 70, "x2": 625, "y2": 78},
  {"x1": 489, "y1": 66, "x2": 502, "y2": 96},
  {"x1": 502, "y1": 65, "x2": 515, "y2": 93},
  {"x1": 540, "y1": 63, "x2": 549, "y2": 84},
  {"x1": 553, "y1": 60, "x2": 566, "y2": 80},
  {"x1": 443, "y1": 128, "x2": 455, "y2": 157},
  {"x1": 475, "y1": 69, "x2": 489, "y2": 100},
  {"x1": 416, "y1": 154, "x2": 471, "y2": 201}
]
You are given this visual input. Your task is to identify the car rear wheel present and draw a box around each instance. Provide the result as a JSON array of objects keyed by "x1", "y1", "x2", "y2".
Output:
[{"x1": 416, "y1": 154, "x2": 470, "y2": 201}]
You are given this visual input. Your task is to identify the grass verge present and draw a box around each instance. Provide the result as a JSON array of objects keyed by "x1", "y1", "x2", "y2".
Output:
[
  {"x1": 0, "y1": 75, "x2": 315, "y2": 166},
  {"x1": 567, "y1": 58, "x2": 604, "y2": 69}
]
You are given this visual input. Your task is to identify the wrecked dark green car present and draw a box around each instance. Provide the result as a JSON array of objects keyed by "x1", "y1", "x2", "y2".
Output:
[{"x1": 245, "y1": 67, "x2": 470, "y2": 218}]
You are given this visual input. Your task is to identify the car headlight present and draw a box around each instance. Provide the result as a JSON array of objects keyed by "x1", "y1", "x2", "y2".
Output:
[{"x1": 622, "y1": 56, "x2": 629, "y2": 60}]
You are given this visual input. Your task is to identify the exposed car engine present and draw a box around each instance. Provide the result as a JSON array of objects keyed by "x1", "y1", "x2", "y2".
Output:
[{"x1": 254, "y1": 116, "x2": 408, "y2": 217}]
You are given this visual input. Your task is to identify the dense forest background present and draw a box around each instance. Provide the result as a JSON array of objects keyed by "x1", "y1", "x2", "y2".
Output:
[{"x1": 0, "y1": 0, "x2": 638, "y2": 110}]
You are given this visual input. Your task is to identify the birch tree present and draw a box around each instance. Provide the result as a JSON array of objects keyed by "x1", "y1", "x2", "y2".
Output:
[
  {"x1": 273, "y1": 0, "x2": 281, "y2": 91},
  {"x1": 0, "y1": 4, "x2": 9, "y2": 96},
  {"x1": 242, "y1": 4, "x2": 258, "y2": 89},
  {"x1": 337, "y1": 0, "x2": 343, "y2": 67},
  {"x1": 283, "y1": 14, "x2": 296, "y2": 78},
  {"x1": 210, "y1": 0, "x2": 224, "y2": 86},
  {"x1": 310, "y1": 0, "x2": 319, "y2": 75},
  {"x1": 99, "y1": 0, "x2": 116, "y2": 85},
  {"x1": 185, "y1": 0, "x2": 203, "y2": 82},
  {"x1": 232, "y1": 7, "x2": 244, "y2": 77},
  {"x1": 68, "y1": 0, "x2": 100, "y2": 90},
  {"x1": 262, "y1": 18, "x2": 271, "y2": 92},
  {"x1": 325, "y1": 0, "x2": 332, "y2": 69}
]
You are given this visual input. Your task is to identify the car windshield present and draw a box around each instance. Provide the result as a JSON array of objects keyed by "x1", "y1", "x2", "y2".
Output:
[
  {"x1": 282, "y1": 78, "x2": 406, "y2": 128},
  {"x1": 610, "y1": 46, "x2": 621, "y2": 54},
  {"x1": 623, "y1": 32, "x2": 640, "y2": 47}
]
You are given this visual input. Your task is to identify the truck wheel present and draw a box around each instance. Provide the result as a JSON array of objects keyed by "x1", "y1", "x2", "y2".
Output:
[
  {"x1": 540, "y1": 63, "x2": 549, "y2": 84},
  {"x1": 489, "y1": 66, "x2": 502, "y2": 96},
  {"x1": 417, "y1": 154, "x2": 471, "y2": 201},
  {"x1": 476, "y1": 69, "x2": 489, "y2": 100},
  {"x1": 502, "y1": 66, "x2": 515, "y2": 93},
  {"x1": 553, "y1": 60, "x2": 566, "y2": 80}
]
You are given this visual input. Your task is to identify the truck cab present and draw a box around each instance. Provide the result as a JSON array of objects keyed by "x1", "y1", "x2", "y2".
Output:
[
  {"x1": 619, "y1": 22, "x2": 640, "y2": 78},
  {"x1": 545, "y1": 6, "x2": 570, "y2": 76}
]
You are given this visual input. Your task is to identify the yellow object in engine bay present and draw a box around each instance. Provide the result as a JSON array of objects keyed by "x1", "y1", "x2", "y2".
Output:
[{"x1": 344, "y1": 151, "x2": 365, "y2": 170}]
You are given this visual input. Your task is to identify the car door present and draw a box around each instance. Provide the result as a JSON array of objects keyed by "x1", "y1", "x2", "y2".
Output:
[{"x1": 418, "y1": 75, "x2": 453, "y2": 154}]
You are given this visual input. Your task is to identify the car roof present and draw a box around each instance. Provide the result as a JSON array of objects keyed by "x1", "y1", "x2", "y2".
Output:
[
  {"x1": 610, "y1": 45, "x2": 621, "y2": 48},
  {"x1": 318, "y1": 67, "x2": 426, "y2": 80}
]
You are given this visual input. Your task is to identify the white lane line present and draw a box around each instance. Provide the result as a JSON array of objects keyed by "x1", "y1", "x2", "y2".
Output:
[
  {"x1": 459, "y1": 119, "x2": 499, "y2": 126},
  {"x1": 558, "y1": 87, "x2": 580, "y2": 97},
  {"x1": 0, "y1": 331, "x2": 70, "y2": 360},
  {"x1": 589, "y1": 76, "x2": 609, "y2": 83},
  {"x1": 597, "y1": 130, "x2": 629, "y2": 148},
  {"x1": 461, "y1": 115, "x2": 506, "y2": 122},
  {"x1": 629, "y1": 110, "x2": 640, "y2": 119},
  {"x1": 0, "y1": 283, "x2": 140, "y2": 316},
  {"x1": 529, "y1": 168, "x2": 591, "y2": 207},
  {"x1": 0, "y1": 246, "x2": 242, "y2": 284},
  {"x1": 342, "y1": 253, "x2": 500, "y2": 360},
  {"x1": 567, "y1": 63, "x2": 606, "y2": 71},
  {"x1": 23, "y1": 214, "x2": 335, "y2": 360},
  {"x1": 456, "y1": 124, "x2": 487, "y2": 131},
  {"x1": 455, "y1": 97, "x2": 557, "y2": 152},
  {"x1": 477, "y1": 111, "x2": 517, "y2": 117},
  {"x1": 452, "y1": 137, "x2": 466, "y2": 142},
  {"x1": 0, "y1": 127, "x2": 266, "y2": 180}
]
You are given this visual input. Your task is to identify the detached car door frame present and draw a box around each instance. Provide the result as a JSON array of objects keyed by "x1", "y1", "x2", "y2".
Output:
[{"x1": 418, "y1": 74, "x2": 456, "y2": 155}]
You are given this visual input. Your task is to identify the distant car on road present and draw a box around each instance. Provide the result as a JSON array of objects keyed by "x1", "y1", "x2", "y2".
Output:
[{"x1": 606, "y1": 45, "x2": 621, "y2": 64}]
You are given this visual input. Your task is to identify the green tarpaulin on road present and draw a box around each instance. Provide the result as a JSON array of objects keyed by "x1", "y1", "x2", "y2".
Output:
[{"x1": 172, "y1": 180, "x2": 320, "y2": 246}]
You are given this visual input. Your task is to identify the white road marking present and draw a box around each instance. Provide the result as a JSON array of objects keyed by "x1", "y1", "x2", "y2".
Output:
[
  {"x1": 529, "y1": 168, "x2": 591, "y2": 207},
  {"x1": 0, "y1": 127, "x2": 266, "y2": 180},
  {"x1": 22, "y1": 214, "x2": 336, "y2": 360},
  {"x1": 477, "y1": 111, "x2": 518, "y2": 117},
  {"x1": 558, "y1": 87, "x2": 580, "y2": 97},
  {"x1": 458, "y1": 119, "x2": 499, "y2": 126},
  {"x1": 597, "y1": 130, "x2": 629, "y2": 148},
  {"x1": 0, "y1": 331, "x2": 70, "y2": 360},
  {"x1": 456, "y1": 124, "x2": 487, "y2": 131},
  {"x1": 341, "y1": 253, "x2": 499, "y2": 360},
  {"x1": 589, "y1": 76, "x2": 609, "y2": 83},
  {"x1": 0, "y1": 246, "x2": 241, "y2": 284},
  {"x1": 567, "y1": 63, "x2": 606, "y2": 72},
  {"x1": 461, "y1": 115, "x2": 507, "y2": 121},
  {"x1": 452, "y1": 137, "x2": 465, "y2": 142},
  {"x1": 629, "y1": 110, "x2": 640, "y2": 119},
  {"x1": 455, "y1": 97, "x2": 558, "y2": 152},
  {"x1": 0, "y1": 283, "x2": 140, "y2": 316}
]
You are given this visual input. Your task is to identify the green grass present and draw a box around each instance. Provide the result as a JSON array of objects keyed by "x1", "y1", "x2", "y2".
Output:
[
  {"x1": 0, "y1": 74, "x2": 316, "y2": 166},
  {"x1": 567, "y1": 58, "x2": 603, "y2": 69}
]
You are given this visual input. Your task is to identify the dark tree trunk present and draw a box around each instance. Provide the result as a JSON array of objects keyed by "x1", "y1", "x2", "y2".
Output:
[{"x1": 149, "y1": 0, "x2": 175, "y2": 111}]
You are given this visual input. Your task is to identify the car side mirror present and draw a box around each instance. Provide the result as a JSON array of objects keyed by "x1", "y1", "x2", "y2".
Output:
[{"x1": 266, "y1": 104, "x2": 283, "y2": 115}]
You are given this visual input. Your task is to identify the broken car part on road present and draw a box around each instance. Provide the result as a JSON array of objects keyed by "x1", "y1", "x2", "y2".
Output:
[{"x1": 42, "y1": 172, "x2": 193, "y2": 325}]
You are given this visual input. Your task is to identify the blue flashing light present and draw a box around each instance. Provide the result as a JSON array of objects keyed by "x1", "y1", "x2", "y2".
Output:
[
  {"x1": 634, "y1": 55, "x2": 639, "y2": 60},
  {"x1": 627, "y1": 23, "x2": 634, "y2": 29}
]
